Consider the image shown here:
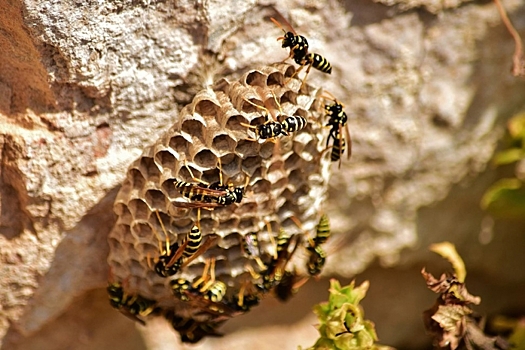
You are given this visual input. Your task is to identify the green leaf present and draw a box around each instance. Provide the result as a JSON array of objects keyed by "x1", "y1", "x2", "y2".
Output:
[
  {"x1": 508, "y1": 113, "x2": 525, "y2": 140},
  {"x1": 493, "y1": 148, "x2": 525, "y2": 165},
  {"x1": 481, "y1": 178, "x2": 525, "y2": 219}
]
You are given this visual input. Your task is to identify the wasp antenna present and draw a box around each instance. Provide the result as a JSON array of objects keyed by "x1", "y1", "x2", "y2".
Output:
[
  {"x1": 270, "y1": 14, "x2": 297, "y2": 35},
  {"x1": 270, "y1": 17, "x2": 287, "y2": 33}
]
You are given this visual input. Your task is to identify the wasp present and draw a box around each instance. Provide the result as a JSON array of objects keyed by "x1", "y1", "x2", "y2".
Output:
[
  {"x1": 222, "y1": 279, "x2": 262, "y2": 314},
  {"x1": 293, "y1": 214, "x2": 330, "y2": 276},
  {"x1": 191, "y1": 257, "x2": 227, "y2": 303},
  {"x1": 273, "y1": 270, "x2": 309, "y2": 302},
  {"x1": 241, "y1": 91, "x2": 308, "y2": 142},
  {"x1": 323, "y1": 93, "x2": 351, "y2": 168},
  {"x1": 151, "y1": 210, "x2": 218, "y2": 278},
  {"x1": 281, "y1": 115, "x2": 308, "y2": 134},
  {"x1": 107, "y1": 281, "x2": 158, "y2": 325},
  {"x1": 165, "y1": 311, "x2": 225, "y2": 343},
  {"x1": 271, "y1": 17, "x2": 332, "y2": 86},
  {"x1": 257, "y1": 228, "x2": 301, "y2": 293},
  {"x1": 171, "y1": 258, "x2": 227, "y2": 304},
  {"x1": 173, "y1": 159, "x2": 247, "y2": 209}
]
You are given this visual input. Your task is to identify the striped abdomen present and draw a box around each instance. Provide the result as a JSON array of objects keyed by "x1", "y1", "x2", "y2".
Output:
[
  {"x1": 281, "y1": 115, "x2": 307, "y2": 133},
  {"x1": 314, "y1": 214, "x2": 331, "y2": 245},
  {"x1": 330, "y1": 136, "x2": 345, "y2": 162},
  {"x1": 181, "y1": 225, "x2": 202, "y2": 259},
  {"x1": 308, "y1": 53, "x2": 332, "y2": 74}
]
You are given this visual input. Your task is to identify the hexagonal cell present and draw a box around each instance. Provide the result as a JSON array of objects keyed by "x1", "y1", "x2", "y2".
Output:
[
  {"x1": 239, "y1": 155, "x2": 262, "y2": 176},
  {"x1": 129, "y1": 168, "x2": 146, "y2": 189},
  {"x1": 154, "y1": 149, "x2": 178, "y2": 172},
  {"x1": 127, "y1": 198, "x2": 150, "y2": 221},
  {"x1": 266, "y1": 71, "x2": 283, "y2": 86},
  {"x1": 161, "y1": 179, "x2": 180, "y2": 201},
  {"x1": 224, "y1": 113, "x2": 250, "y2": 132},
  {"x1": 218, "y1": 154, "x2": 241, "y2": 177},
  {"x1": 218, "y1": 232, "x2": 241, "y2": 250},
  {"x1": 280, "y1": 89, "x2": 298, "y2": 106},
  {"x1": 212, "y1": 134, "x2": 236, "y2": 153},
  {"x1": 130, "y1": 221, "x2": 155, "y2": 240},
  {"x1": 235, "y1": 139, "x2": 260, "y2": 158},
  {"x1": 193, "y1": 149, "x2": 218, "y2": 169},
  {"x1": 199, "y1": 218, "x2": 216, "y2": 234},
  {"x1": 259, "y1": 141, "x2": 275, "y2": 159},
  {"x1": 168, "y1": 134, "x2": 192, "y2": 156},
  {"x1": 108, "y1": 235, "x2": 125, "y2": 253},
  {"x1": 288, "y1": 168, "x2": 306, "y2": 190},
  {"x1": 232, "y1": 201, "x2": 258, "y2": 216},
  {"x1": 216, "y1": 217, "x2": 239, "y2": 232},
  {"x1": 284, "y1": 151, "x2": 301, "y2": 170},
  {"x1": 291, "y1": 184, "x2": 310, "y2": 205},
  {"x1": 143, "y1": 189, "x2": 167, "y2": 211},
  {"x1": 250, "y1": 178, "x2": 271, "y2": 194},
  {"x1": 139, "y1": 156, "x2": 161, "y2": 183},
  {"x1": 114, "y1": 202, "x2": 133, "y2": 224},
  {"x1": 238, "y1": 217, "x2": 257, "y2": 232},
  {"x1": 181, "y1": 119, "x2": 205, "y2": 143},
  {"x1": 282, "y1": 64, "x2": 296, "y2": 78},
  {"x1": 194, "y1": 98, "x2": 221, "y2": 119},
  {"x1": 244, "y1": 70, "x2": 266, "y2": 87},
  {"x1": 299, "y1": 139, "x2": 318, "y2": 162}
]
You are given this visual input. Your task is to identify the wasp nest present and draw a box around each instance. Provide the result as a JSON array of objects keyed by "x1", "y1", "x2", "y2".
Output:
[{"x1": 107, "y1": 63, "x2": 331, "y2": 326}]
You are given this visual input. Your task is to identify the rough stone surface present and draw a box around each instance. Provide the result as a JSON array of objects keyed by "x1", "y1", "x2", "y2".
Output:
[{"x1": 1, "y1": 0, "x2": 525, "y2": 348}]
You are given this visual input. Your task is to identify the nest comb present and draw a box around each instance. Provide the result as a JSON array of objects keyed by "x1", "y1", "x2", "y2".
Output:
[{"x1": 107, "y1": 63, "x2": 332, "y2": 321}]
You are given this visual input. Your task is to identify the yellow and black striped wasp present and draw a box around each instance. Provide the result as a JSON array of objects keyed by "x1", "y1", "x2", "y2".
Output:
[
  {"x1": 151, "y1": 210, "x2": 218, "y2": 278},
  {"x1": 241, "y1": 91, "x2": 308, "y2": 142},
  {"x1": 271, "y1": 16, "x2": 332, "y2": 86},
  {"x1": 306, "y1": 214, "x2": 331, "y2": 276},
  {"x1": 227, "y1": 279, "x2": 261, "y2": 312},
  {"x1": 255, "y1": 228, "x2": 302, "y2": 296},
  {"x1": 171, "y1": 257, "x2": 227, "y2": 304},
  {"x1": 323, "y1": 92, "x2": 351, "y2": 168},
  {"x1": 107, "y1": 272, "x2": 159, "y2": 325},
  {"x1": 173, "y1": 159, "x2": 248, "y2": 209}
]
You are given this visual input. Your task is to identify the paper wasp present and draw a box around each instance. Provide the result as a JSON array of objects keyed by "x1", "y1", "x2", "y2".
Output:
[
  {"x1": 323, "y1": 92, "x2": 351, "y2": 168},
  {"x1": 181, "y1": 257, "x2": 227, "y2": 303},
  {"x1": 241, "y1": 91, "x2": 307, "y2": 142},
  {"x1": 171, "y1": 257, "x2": 233, "y2": 321},
  {"x1": 306, "y1": 214, "x2": 331, "y2": 276},
  {"x1": 151, "y1": 210, "x2": 217, "y2": 278},
  {"x1": 228, "y1": 280, "x2": 261, "y2": 312},
  {"x1": 107, "y1": 280, "x2": 158, "y2": 325},
  {"x1": 173, "y1": 159, "x2": 247, "y2": 209},
  {"x1": 256, "y1": 228, "x2": 302, "y2": 294},
  {"x1": 271, "y1": 16, "x2": 332, "y2": 86},
  {"x1": 165, "y1": 311, "x2": 225, "y2": 343}
]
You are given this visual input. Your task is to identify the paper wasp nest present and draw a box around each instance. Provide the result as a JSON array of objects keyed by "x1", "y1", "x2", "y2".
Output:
[{"x1": 107, "y1": 63, "x2": 331, "y2": 321}]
